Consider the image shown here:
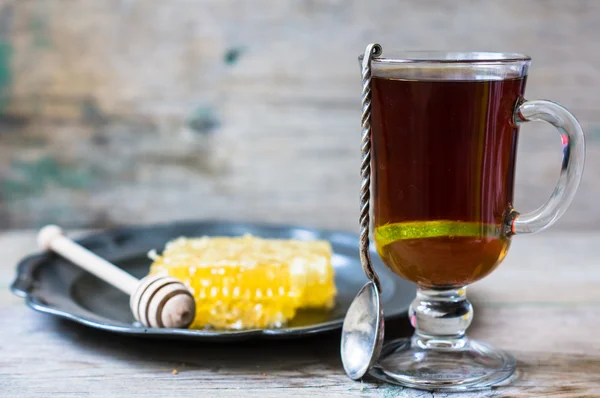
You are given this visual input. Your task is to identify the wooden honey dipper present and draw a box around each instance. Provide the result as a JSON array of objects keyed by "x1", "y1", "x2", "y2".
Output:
[{"x1": 38, "y1": 225, "x2": 196, "y2": 329}]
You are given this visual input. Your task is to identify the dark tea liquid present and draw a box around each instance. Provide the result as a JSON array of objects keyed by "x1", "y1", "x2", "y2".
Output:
[{"x1": 371, "y1": 75, "x2": 526, "y2": 288}]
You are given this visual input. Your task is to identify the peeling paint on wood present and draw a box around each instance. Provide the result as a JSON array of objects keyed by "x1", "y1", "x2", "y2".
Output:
[
  {"x1": 0, "y1": 42, "x2": 12, "y2": 112},
  {"x1": 0, "y1": 0, "x2": 598, "y2": 230}
]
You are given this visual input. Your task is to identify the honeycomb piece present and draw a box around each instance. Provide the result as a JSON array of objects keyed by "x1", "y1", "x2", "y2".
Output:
[{"x1": 148, "y1": 235, "x2": 336, "y2": 330}]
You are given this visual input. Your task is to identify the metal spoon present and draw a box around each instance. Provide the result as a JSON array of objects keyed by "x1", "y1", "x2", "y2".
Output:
[{"x1": 341, "y1": 43, "x2": 384, "y2": 380}]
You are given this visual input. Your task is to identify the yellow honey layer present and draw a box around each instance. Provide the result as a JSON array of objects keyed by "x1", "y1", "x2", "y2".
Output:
[{"x1": 148, "y1": 235, "x2": 336, "y2": 330}]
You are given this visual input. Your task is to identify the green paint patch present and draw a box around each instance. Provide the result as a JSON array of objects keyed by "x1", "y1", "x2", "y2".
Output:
[
  {"x1": 29, "y1": 14, "x2": 51, "y2": 48},
  {"x1": 224, "y1": 47, "x2": 243, "y2": 65},
  {"x1": 0, "y1": 41, "x2": 12, "y2": 112},
  {"x1": 375, "y1": 220, "x2": 503, "y2": 248},
  {"x1": 379, "y1": 384, "x2": 407, "y2": 398},
  {"x1": 80, "y1": 99, "x2": 108, "y2": 125},
  {"x1": 2, "y1": 156, "x2": 94, "y2": 201},
  {"x1": 188, "y1": 105, "x2": 219, "y2": 134}
]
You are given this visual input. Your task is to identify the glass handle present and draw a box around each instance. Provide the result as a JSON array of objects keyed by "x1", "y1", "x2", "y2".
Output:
[{"x1": 510, "y1": 100, "x2": 586, "y2": 234}]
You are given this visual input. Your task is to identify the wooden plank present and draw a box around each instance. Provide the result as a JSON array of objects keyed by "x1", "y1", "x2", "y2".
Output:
[
  {"x1": 1, "y1": 231, "x2": 600, "y2": 396},
  {"x1": 1, "y1": 305, "x2": 600, "y2": 397},
  {"x1": 0, "y1": 0, "x2": 599, "y2": 229}
]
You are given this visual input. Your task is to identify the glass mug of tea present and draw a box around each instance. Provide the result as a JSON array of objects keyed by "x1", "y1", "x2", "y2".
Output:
[{"x1": 356, "y1": 46, "x2": 585, "y2": 390}]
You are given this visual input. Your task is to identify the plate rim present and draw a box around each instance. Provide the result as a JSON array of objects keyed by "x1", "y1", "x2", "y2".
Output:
[{"x1": 10, "y1": 219, "x2": 414, "y2": 340}]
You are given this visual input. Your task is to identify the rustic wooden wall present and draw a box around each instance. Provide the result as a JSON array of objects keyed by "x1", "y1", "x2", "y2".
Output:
[{"x1": 0, "y1": 0, "x2": 598, "y2": 231}]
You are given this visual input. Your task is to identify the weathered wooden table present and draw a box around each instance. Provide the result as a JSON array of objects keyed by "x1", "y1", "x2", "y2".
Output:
[{"x1": 1, "y1": 230, "x2": 599, "y2": 397}]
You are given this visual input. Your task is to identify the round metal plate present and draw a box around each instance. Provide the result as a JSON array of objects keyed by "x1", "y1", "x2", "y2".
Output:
[{"x1": 11, "y1": 220, "x2": 415, "y2": 341}]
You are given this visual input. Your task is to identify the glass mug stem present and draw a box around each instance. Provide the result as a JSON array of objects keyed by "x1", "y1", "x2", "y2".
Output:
[{"x1": 409, "y1": 287, "x2": 472, "y2": 350}]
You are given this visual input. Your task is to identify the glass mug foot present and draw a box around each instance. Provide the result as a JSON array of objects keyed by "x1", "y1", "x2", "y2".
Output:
[
  {"x1": 368, "y1": 287, "x2": 515, "y2": 390},
  {"x1": 370, "y1": 338, "x2": 516, "y2": 391}
]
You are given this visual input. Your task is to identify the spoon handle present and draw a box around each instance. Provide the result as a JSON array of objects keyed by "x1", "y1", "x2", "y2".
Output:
[
  {"x1": 359, "y1": 43, "x2": 382, "y2": 292},
  {"x1": 38, "y1": 225, "x2": 139, "y2": 295}
]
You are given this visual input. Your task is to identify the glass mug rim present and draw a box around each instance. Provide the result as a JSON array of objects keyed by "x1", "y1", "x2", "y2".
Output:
[
  {"x1": 360, "y1": 51, "x2": 531, "y2": 80},
  {"x1": 358, "y1": 51, "x2": 531, "y2": 64}
]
